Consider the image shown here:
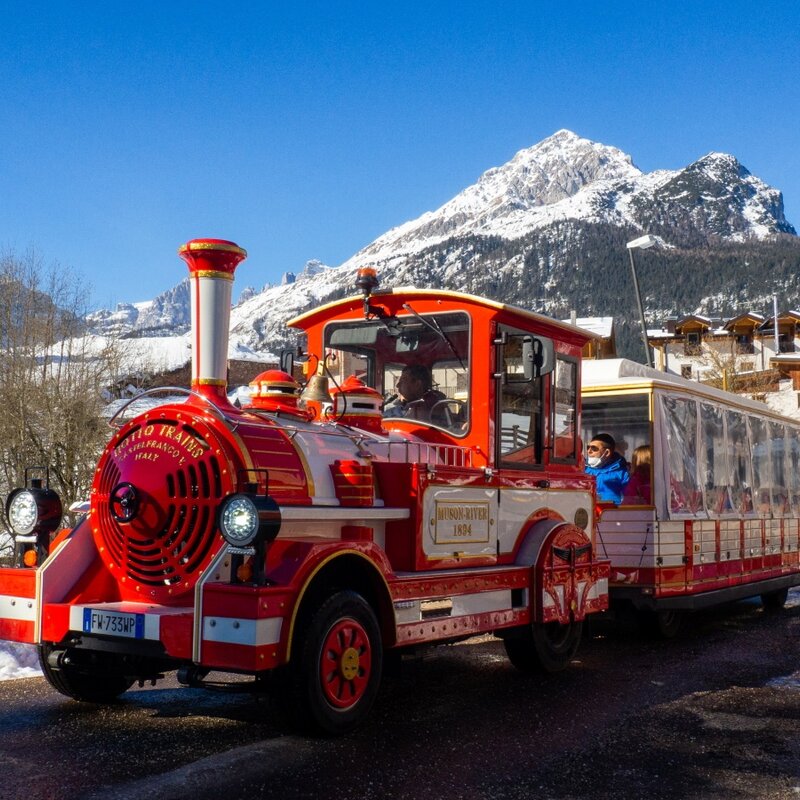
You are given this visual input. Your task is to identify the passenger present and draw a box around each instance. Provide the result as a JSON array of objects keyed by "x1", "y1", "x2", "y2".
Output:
[
  {"x1": 584, "y1": 432, "x2": 630, "y2": 504},
  {"x1": 623, "y1": 444, "x2": 652, "y2": 504},
  {"x1": 383, "y1": 364, "x2": 446, "y2": 422}
]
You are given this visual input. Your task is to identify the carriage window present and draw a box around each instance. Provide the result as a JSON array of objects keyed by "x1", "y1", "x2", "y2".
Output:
[
  {"x1": 497, "y1": 332, "x2": 547, "y2": 467},
  {"x1": 769, "y1": 421, "x2": 789, "y2": 516},
  {"x1": 581, "y1": 393, "x2": 650, "y2": 466},
  {"x1": 498, "y1": 376, "x2": 544, "y2": 466},
  {"x1": 663, "y1": 396, "x2": 701, "y2": 515},
  {"x1": 789, "y1": 428, "x2": 800, "y2": 516},
  {"x1": 552, "y1": 357, "x2": 578, "y2": 462},
  {"x1": 726, "y1": 410, "x2": 754, "y2": 515},
  {"x1": 748, "y1": 416, "x2": 772, "y2": 515},
  {"x1": 701, "y1": 403, "x2": 731, "y2": 515}
]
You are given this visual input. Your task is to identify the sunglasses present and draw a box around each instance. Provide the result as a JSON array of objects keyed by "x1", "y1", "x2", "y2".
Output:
[{"x1": 586, "y1": 445, "x2": 604, "y2": 452}]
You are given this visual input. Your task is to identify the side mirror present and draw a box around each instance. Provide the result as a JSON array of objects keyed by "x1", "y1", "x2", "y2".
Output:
[
  {"x1": 280, "y1": 349, "x2": 294, "y2": 376},
  {"x1": 522, "y1": 335, "x2": 555, "y2": 379},
  {"x1": 504, "y1": 334, "x2": 554, "y2": 382}
]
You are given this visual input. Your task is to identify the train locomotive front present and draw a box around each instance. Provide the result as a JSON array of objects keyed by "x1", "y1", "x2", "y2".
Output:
[{"x1": 0, "y1": 238, "x2": 611, "y2": 734}]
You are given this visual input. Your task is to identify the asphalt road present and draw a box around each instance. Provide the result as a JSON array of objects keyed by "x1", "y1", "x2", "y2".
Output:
[{"x1": 1, "y1": 592, "x2": 799, "y2": 800}]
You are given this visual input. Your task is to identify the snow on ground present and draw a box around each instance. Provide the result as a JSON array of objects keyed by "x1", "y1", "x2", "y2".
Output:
[
  {"x1": 0, "y1": 643, "x2": 40, "y2": 679},
  {"x1": 764, "y1": 378, "x2": 800, "y2": 420}
]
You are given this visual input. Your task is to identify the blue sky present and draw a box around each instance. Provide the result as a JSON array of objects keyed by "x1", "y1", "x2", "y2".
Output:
[{"x1": 1, "y1": 1, "x2": 798, "y2": 309}]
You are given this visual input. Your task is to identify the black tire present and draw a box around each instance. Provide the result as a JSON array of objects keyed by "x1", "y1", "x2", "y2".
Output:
[
  {"x1": 504, "y1": 620, "x2": 583, "y2": 673},
  {"x1": 289, "y1": 590, "x2": 382, "y2": 735},
  {"x1": 639, "y1": 609, "x2": 683, "y2": 639},
  {"x1": 38, "y1": 644, "x2": 134, "y2": 702},
  {"x1": 761, "y1": 587, "x2": 789, "y2": 611}
]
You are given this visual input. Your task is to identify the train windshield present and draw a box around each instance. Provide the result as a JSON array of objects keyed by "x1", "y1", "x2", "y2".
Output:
[{"x1": 324, "y1": 311, "x2": 470, "y2": 435}]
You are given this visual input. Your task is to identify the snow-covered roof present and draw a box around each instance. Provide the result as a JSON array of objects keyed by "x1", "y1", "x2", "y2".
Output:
[
  {"x1": 560, "y1": 316, "x2": 613, "y2": 338},
  {"x1": 581, "y1": 358, "x2": 778, "y2": 416}
]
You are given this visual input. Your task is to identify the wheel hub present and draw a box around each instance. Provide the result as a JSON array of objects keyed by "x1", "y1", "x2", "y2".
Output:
[{"x1": 339, "y1": 647, "x2": 360, "y2": 681}]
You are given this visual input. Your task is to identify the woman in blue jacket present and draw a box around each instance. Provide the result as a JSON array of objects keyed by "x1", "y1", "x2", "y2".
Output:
[{"x1": 584, "y1": 432, "x2": 629, "y2": 504}]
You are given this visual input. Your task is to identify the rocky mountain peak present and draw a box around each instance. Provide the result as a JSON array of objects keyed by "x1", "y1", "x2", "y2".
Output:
[
  {"x1": 491, "y1": 129, "x2": 641, "y2": 205},
  {"x1": 87, "y1": 131, "x2": 797, "y2": 355}
]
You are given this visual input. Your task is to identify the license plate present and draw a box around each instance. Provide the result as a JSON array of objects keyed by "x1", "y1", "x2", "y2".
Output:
[{"x1": 83, "y1": 608, "x2": 145, "y2": 639}]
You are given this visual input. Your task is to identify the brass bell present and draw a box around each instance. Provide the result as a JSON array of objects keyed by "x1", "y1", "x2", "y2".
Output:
[{"x1": 300, "y1": 373, "x2": 333, "y2": 405}]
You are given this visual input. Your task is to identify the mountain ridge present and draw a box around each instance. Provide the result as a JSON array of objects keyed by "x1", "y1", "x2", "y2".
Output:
[{"x1": 86, "y1": 130, "x2": 798, "y2": 361}]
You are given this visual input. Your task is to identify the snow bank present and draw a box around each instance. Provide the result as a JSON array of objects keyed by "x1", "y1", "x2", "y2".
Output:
[{"x1": 0, "y1": 643, "x2": 41, "y2": 679}]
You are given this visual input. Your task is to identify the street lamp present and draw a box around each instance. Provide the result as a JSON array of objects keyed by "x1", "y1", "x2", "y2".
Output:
[{"x1": 626, "y1": 234, "x2": 657, "y2": 368}]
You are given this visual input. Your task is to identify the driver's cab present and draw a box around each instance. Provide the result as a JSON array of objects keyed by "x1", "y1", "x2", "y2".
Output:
[{"x1": 288, "y1": 280, "x2": 594, "y2": 471}]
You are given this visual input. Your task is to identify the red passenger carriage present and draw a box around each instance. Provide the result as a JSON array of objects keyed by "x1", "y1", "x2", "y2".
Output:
[{"x1": 583, "y1": 358, "x2": 800, "y2": 636}]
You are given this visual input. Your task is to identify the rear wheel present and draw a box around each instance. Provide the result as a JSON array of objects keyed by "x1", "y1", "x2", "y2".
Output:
[
  {"x1": 504, "y1": 620, "x2": 583, "y2": 673},
  {"x1": 38, "y1": 644, "x2": 134, "y2": 702},
  {"x1": 761, "y1": 587, "x2": 789, "y2": 611},
  {"x1": 290, "y1": 591, "x2": 382, "y2": 735},
  {"x1": 639, "y1": 609, "x2": 683, "y2": 639}
]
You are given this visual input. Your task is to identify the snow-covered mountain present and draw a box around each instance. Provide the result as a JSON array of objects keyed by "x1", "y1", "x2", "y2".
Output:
[
  {"x1": 88, "y1": 279, "x2": 191, "y2": 337},
  {"x1": 341, "y1": 130, "x2": 793, "y2": 271},
  {"x1": 88, "y1": 130, "x2": 798, "y2": 362}
]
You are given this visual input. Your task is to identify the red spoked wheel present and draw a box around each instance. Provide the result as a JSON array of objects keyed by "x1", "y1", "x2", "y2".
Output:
[
  {"x1": 319, "y1": 618, "x2": 373, "y2": 709},
  {"x1": 291, "y1": 590, "x2": 382, "y2": 735}
]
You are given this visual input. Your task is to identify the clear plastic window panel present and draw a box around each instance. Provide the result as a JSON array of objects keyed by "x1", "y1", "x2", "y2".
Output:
[
  {"x1": 553, "y1": 358, "x2": 577, "y2": 460},
  {"x1": 748, "y1": 416, "x2": 771, "y2": 515},
  {"x1": 769, "y1": 421, "x2": 789, "y2": 515},
  {"x1": 663, "y1": 396, "x2": 701, "y2": 515},
  {"x1": 726, "y1": 410, "x2": 754, "y2": 515},
  {"x1": 700, "y1": 403, "x2": 731, "y2": 515},
  {"x1": 789, "y1": 428, "x2": 800, "y2": 515}
]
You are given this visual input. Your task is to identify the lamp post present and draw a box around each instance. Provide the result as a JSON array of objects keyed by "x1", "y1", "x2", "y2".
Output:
[{"x1": 626, "y1": 234, "x2": 657, "y2": 368}]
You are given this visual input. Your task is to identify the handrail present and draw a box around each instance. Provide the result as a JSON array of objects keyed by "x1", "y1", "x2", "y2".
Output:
[
  {"x1": 107, "y1": 390, "x2": 476, "y2": 467},
  {"x1": 107, "y1": 386, "x2": 238, "y2": 429}
]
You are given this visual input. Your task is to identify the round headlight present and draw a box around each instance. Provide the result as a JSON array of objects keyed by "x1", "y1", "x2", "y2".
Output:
[
  {"x1": 8, "y1": 490, "x2": 39, "y2": 536},
  {"x1": 219, "y1": 495, "x2": 259, "y2": 546}
]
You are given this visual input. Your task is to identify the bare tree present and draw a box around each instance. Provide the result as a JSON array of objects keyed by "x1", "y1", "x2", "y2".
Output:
[
  {"x1": 0, "y1": 249, "x2": 118, "y2": 510},
  {"x1": 699, "y1": 346, "x2": 777, "y2": 400}
]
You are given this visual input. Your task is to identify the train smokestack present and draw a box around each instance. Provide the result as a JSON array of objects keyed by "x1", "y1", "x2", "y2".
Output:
[{"x1": 178, "y1": 238, "x2": 247, "y2": 404}]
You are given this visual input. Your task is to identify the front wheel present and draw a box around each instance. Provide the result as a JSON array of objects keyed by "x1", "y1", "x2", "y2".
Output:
[
  {"x1": 290, "y1": 591, "x2": 382, "y2": 735},
  {"x1": 38, "y1": 644, "x2": 134, "y2": 702},
  {"x1": 504, "y1": 620, "x2": 583, "y2": 673}
]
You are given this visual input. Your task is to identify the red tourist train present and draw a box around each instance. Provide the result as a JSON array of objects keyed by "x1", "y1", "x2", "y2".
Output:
[
  {"x1": 2, "y1": 239, "x2": 797, "y2": 734},
  {"x1": 0, "y1": 239, "x2": 609, "y2": 733}
]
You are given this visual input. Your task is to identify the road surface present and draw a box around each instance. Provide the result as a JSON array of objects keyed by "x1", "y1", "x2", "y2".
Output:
[{"x1": 1, "y1": 592, "x2": 798, "y2": 800}]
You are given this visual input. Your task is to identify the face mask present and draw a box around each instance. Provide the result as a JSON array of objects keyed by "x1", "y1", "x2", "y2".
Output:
[{"x1": 587, "y1": 456, "x2": 602, "y2": 468}]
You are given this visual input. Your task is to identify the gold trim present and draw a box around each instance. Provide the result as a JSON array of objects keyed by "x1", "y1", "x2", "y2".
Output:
[
  {"x1": 423, "y1": 551, "x2": 493, "y2": 562},
  {"x1": 178, "y1": 242, "x2": 247, "y2": 257},
  {"x1": 285, "y1": 549, "x2": 391, "y2": 660},
  {"x1": 584, "y1": 383, "x2": 798, "y2": 425},
  {"x1": 192, "y1": 270, "x2": 235, "y2": 281},
  {"x1": 194, "y1": 378, "x2": 227, "y2": 387},
  {"x1": 286, "y1": 433, "x2": 316, "y2": 498}
]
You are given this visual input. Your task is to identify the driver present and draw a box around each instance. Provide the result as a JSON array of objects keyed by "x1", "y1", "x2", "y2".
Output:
[{"x1": 383, "y1": 364, "x2": 446, "y2": 422}]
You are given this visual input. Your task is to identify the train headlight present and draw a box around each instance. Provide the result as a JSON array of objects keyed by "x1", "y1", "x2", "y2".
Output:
[
  {"x1": 219, "y1": 495, "x2": 260, "y2": 546},
  {"x1": 6, "y1": 485, "x2": 63, "y2": 537},
  {"x1": 7, "y1": 491, "x2": 38, "y2": 535},
  {"x1": 218, "y1": 492, "x2": 281, "y2": 548}
]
